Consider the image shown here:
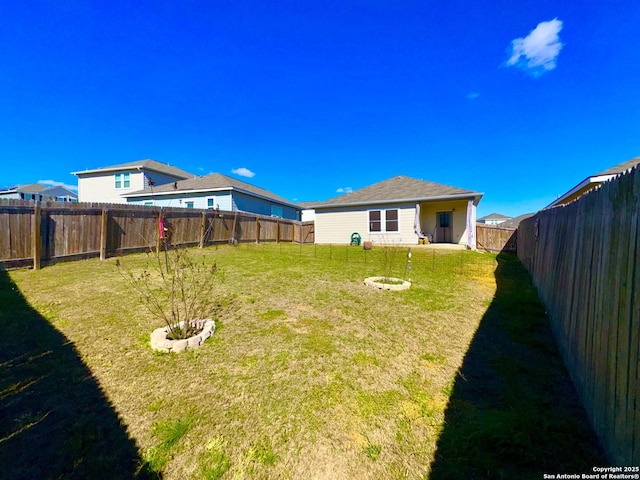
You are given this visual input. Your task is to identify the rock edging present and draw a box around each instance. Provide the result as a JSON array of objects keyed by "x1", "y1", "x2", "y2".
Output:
[
  {"x1": 150, "y1": 319, "x2": 215, "y2": 353},
  {"x1": 364, "y1": 276, "x2": 411, "y2": 291}
]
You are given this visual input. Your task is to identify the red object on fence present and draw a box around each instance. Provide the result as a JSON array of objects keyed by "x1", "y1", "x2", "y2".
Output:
[{"x1": 159, "y1": 218, "x2": 165, "y2": 239}]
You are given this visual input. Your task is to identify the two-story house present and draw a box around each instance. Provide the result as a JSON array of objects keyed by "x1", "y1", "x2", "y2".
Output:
[{"x1": 72, "y1": 159, "x2": 193, "y2": 204}]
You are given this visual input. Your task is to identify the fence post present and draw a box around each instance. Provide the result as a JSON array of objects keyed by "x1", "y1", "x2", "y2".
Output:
[
  {"x1": 99, "y1": 208, "x2": 108, "y2": 260},
  {"x1": 156, "y1": 211, "x2": 162, "y2": 253},
  {"x1": 256, "y1": 217, "x2": 260, "y2": 244},
  {"x1": 199, "y1": 212, "x2": 206, "y2": 248},
  {"x1": 32, "y1": 204, "x2": 41, "y2": 270},
  {"x1": 276, "y1": 220, "x2": 280, "y2": 243}
]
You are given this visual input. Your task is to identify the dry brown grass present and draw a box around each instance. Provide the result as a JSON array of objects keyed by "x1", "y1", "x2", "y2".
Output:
[{"x1": 3, "y1": 243, "x2": 604, "y2": 479}]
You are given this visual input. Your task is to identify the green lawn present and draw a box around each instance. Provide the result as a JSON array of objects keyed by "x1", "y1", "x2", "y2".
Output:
[{"x1": 0, "y1": 243, "x2": 605, "y2": 479}]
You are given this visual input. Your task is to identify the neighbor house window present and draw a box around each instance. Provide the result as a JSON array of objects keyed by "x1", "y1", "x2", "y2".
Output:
[
  {"x1": 115, "y1": 172, "x2": 130, "y2": 189},
  {"x1": 207, "y1": 198, "x2": 214, "y2": 209},
  {"x1": 185, "y1": 201, "x2": 194, "y2": 209},
  {"x1": 271, "y1": 206, "x2": 283, "y2": 218},
  {"x1": 369, "y1": 209, "x2": 399, "y2": 233},
  {"x1": 144, "y1": 201, "x2": 153, "y2": 206}
]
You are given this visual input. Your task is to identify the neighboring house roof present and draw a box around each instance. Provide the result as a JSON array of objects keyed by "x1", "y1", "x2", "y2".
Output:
[
  {"x1": 478, "y1": 213, "x2": 511, "y2": 222},
  {"x1": 39, "y1": 185, "x2": 78, "y2": 199},
  {"x1": 546, "y1": 156, "x2": 640, "y2": 208},
  {"x1": 296, "y1": 201, "x2": 319, "y2": 209},
  {"x1": 72, "y1": 159, "x2": 193, "y2": 179},
  {"x1": 0, "y1": 183, "x2": 49, "y2": 194},
  {"x1": 500, "y1": 213, "x2": 534, "y2": 229},
  {"x1": 0, "y1": 183, "x2": 77, "y2": 197},
  {"x1": 314, "y1": 175, "x2": 482, "y2": 209},
  {"x1": 123, "y1": 173, "x2": 300, "y2": 208}
]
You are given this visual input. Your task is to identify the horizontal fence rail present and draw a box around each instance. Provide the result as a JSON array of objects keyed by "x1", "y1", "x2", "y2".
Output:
[
  {"x1": 0, "y1": 199, "x2": 315, "y2": 269},
  {"x1": 476, "y1": 224, "x2": 517, "y2": 253},
  {"x1": 517, "y1": 166, "x2": 639, "y2": 465}
]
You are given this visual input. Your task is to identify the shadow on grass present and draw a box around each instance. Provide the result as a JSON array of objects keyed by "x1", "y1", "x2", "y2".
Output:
[
  {"x1": 429, "y1": 253, "x2": 607, "y2": 479},
  {"x1": 0, "y1": 268, "x2": 158, "y2": 479}
]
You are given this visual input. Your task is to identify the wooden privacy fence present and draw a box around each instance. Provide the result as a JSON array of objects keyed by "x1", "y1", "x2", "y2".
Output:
[
  {"x1": 0, "y1": 199, "x2": 315, "y2": 269},
  {"x1": 517, "y1": 166, "x2": 639, "y2": 465},
  {"x1": 476, "y1": 224, "x2": 517, "y2": 253}
]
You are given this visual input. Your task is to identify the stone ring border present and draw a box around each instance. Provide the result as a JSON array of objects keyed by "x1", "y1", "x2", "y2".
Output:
[
  {"x1": 364, "y1": 276, "x2": 411, "y2": 291},
  {"x1": 150, "y1": 319, "x2": 215, "y2": 353}
]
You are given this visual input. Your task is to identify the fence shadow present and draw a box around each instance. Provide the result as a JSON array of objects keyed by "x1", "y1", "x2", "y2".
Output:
[
  {"x1": 0, "y1": 268, "x2": 157, "y2": 479},
  {"x1": 429, "y1": 253, "x2": 606, "y2": 479}
]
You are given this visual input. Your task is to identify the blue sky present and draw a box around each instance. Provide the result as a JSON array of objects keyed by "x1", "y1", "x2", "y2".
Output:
[{"x1": 1, "y1": 0, "x2": 639, "y2": 217}]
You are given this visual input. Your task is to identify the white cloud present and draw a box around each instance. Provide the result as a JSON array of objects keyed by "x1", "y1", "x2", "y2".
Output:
[
  {"x1": 38, "y1": 179, "x2": 78, "y2": 191},
  {"x1": 467, "y1": 92, "x2": 480, "y2": 99},
  {"x1": 336, "y1": 187, "x2": 353, "y2": 194},
  {"x1": 231, "y1": 167, "x2": 255, "y2": 178},
  {"x1": 506, "y1": 19, "x2": 563, "y2": 76}
]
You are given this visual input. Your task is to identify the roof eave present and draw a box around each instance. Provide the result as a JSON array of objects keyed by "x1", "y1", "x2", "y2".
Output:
[
  {"x1": 314, "y1": 192, "x2": 483, "y2": 209},
  {"x1": 72, "y1": 165, "x2": 190, "y2": 179},
  {"x1": 544, "y1": 174, "x2": 616, "y2": 209}
]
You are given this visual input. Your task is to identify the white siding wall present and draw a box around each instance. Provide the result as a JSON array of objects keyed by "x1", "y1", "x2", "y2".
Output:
[
  {"x1": 77, "y1": 170, "x2": 145, "y2": 203},
  {"x1": 315, "y1": 203, "x2": 418, "y2": 245},
  {"x1": 76, "y1": 168, "x2": 189, "y2": 204},
  {"x1": 301, "y1": 209, "x2": 315, "y2": 222},
  {"x1": 0, "y1": 192, "x2": 21, "y2": 200}
]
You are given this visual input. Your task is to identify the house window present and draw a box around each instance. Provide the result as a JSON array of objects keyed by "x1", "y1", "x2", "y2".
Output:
[
  {"x1": 369, "y1": 210, "x2": 382, "y2": 232},
  {"x1": 185, "y1": 201, "x2": 194, "y2": 209},
  {"x1": 207, "y1": 198, "x2": 218, "y2": 209},
  {"x1": 144, "y1": 201, "x2": 153, "y2": 207},
  {"x1": 271, "y1": 206, "x2": 283, "y2": 218},
  {"x1": 386, "y1": 209, "x2": 398, "y2": 232},
  {"x1": 115, "y1": 172, "x2": 130, "y2": 189},
  {"x1": 369, "y1": 209, "x2": 399, "y2": 233}
]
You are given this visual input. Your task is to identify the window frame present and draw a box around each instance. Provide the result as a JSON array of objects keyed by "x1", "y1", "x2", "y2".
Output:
[
  {"x1": 115, "y1": 172, "x2": 131, "y2": 189},
  {"x1": 270, "y1": 205, "x2": 283, "y2": 218},
  {"x1": 368, "y1": 208, "x2": 399, "y2": 234}
]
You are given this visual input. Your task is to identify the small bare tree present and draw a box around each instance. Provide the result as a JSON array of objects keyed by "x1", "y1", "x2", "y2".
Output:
[{"x1": 117, "y1": 246, "x2": 220, "y2": 340}]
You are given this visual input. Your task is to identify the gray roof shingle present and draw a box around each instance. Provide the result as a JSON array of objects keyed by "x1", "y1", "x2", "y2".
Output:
[
  {"x1": 125, "y1": 173, "x2": 297, "y2": 207},
  {"x1": 596, "y1": 157, "x2": 640, "y2": 176},
  {"x1": 478, "y1": 212, "x2": 511, "y2": 221},
  {"x1": 73, "y1": 159, "x2": 193, "y2": 179},
  {"x1": 314, "y1": 175, "x2": 481, "y2": 208}
]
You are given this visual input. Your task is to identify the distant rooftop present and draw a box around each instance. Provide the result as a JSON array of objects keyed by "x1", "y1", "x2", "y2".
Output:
[
  {"x1": 72, "y1": 159, "x2": 193, "y2": 179},
  {"x1": 478, "y1": 213, "x2": 511, "y2": 221}
]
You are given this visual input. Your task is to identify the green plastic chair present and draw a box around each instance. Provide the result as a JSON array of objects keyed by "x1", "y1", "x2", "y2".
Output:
[{"x1": 350, "y1": 232, "x2": 361, "y2": 246}]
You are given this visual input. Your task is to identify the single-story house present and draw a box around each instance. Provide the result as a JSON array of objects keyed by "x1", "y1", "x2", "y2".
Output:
[
  {"x1": 312, "y1": 175, "x2": 483, "y2": 247},
  {"x1": 0, "y1": 183, "x2": 78, "y2": 202},
  {"x1": 72, "y1": 159, "x2": 193, "y2": 204},
  {"x1": 123, "y1": 173, "x2": 301, "y2": 220},
  {"x1": 477, "y1": 213, "x2": 511, "y2": 225},
  {"x1": 545, "y1": 156, "x2": 640, "y2": 208}
]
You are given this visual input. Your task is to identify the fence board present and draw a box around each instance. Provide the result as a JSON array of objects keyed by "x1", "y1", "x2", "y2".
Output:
[
  {"x1": 476, "y1": 225, "x2": 517, "y2": 253},
  {"x1": 0, "y1": 201, "x2": 314, "y2": 267},
  {"x1": 517, "y1": 166, "x2": 640, "y2": 465}
]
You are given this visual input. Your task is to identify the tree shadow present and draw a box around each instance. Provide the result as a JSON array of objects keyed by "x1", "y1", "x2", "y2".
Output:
[
  {"x1": 0, "y1": 268, "x2": 158, "y2": 479},
  {"x1": 429, "y1": 253, "x2": 607, "y2": 479}
]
